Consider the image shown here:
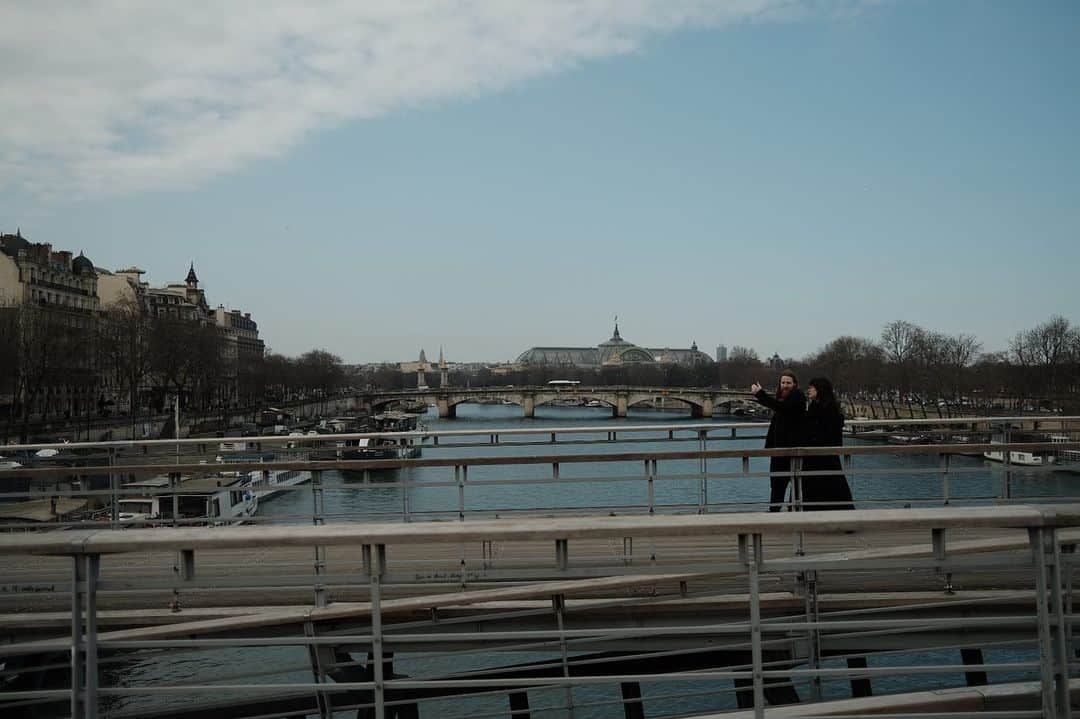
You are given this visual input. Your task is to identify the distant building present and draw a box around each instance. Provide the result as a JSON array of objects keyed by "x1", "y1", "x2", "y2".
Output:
[
  {"x1": 399, "y1": 348, "x2": 436, "y2": 374},
  {"x1": 0, "y1": 229, "x2": 101, "y2": 420},
  {"x1": 2, "y1": 236, "x2": 269, "y2": 422},
  {"x1": 214, "y1": 306, "x2": 264, "y2": 368},
  {"x1": 147, "y1": 263, "x2": 213, "y2": 324},
  {"x1": 715, "y1": 345, "x2": 728, "y2": 363},
  {"x1": 96, "y1": 266, "x2": 148, "y2": 308},
  {"x1": 0, "y1": 229, "x2": 100, "y2": 313},
  {"x1": 768, "y1": 353, "x2": 785, "y2": 370},
  {"x1": 516, "y1": 323, "x2": 713, "y2": 368}
]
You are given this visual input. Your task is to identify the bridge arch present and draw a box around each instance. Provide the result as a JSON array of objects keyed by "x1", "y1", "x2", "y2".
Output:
[
  {"x1": 626, "y1": 392, "x2": 712, "y2": 417},
  {"x1": 369, "y1": 397, "x2": 432, "y2": 413}
]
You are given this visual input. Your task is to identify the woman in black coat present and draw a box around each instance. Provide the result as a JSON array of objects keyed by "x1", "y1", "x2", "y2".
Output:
[
  {"x1": 800, "y1": 377, "x2": 855, "y2": 511},
  {"x1": 751, "y1": 370, "x2": 805, "y2": 512}
]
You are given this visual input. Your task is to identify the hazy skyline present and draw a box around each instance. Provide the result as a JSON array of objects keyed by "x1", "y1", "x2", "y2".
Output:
[{"x1": 2, "y1": 1, "x2": 1077, "y2": 363}]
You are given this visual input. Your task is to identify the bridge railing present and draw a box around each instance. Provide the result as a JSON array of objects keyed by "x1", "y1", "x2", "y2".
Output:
[
  {"x1": 0, "y1": 417, "x2": 1078, "y2": 531},
  {"x1": 0, "y1": 505, "x2": 1076, "y2": 718}
]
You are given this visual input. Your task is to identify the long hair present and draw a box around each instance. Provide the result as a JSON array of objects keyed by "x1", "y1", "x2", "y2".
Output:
[
  {"x1": 808, "y1": 376, "x2": 839, "y2": 413},
  {"x1": 776, "y1": 369, "x2": 798, "y2": 395}
]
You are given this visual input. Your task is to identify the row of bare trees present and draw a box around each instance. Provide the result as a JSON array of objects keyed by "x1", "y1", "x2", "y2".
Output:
[
  {"x1": 368, "y1": 316, "x2": 1080, "y2": 410},
  {"x1": 262, "y1": 349, "x2": 346, "y2": 403},
  {"x1": 727, "y1": 316, "x2": 1080, "y2": 408}
]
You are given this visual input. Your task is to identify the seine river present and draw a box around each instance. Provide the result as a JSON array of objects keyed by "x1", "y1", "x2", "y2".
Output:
[
  {"x1": 107, "y1": 404, "x2": 1074, "y2": 718},
  {"x1": 255, "y1": 403, "x2": 1075, "y2": 524}
]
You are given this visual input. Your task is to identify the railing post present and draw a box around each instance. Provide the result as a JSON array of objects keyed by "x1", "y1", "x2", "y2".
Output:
[
  {"x1": 802, "y1": 568, "x2": 822, "y2": 702},
  {"x1": 71, "y1": 553, "x2": 100, "y2": 719},
  {"x1": 940, "y1": 451, "x2": 951, "y2": 506},
  {"x1": 456, "y1": 465, "x2": 465, "y2": 522},
  {"x1": 791, "y1": 457, "x2": 804, "y2": 557},
  {"x1": 933, "y1": 527, "x2": 953, "y2": 594},
  {"x1": 455, "y1": 464, "x2": 468, "y2": 586},
  {"x1": 1003, "y1": 426, "x2": 1013, "y2": 500},
  {"x1": 746, "y1": 532, "x2": 765, "y2": 718},
  {"x1": 552, "y1": 593, "x2": 576, "y2": 718},
  {"x1": 108, "y1": 448, "x2": 119, "y2": 529},
  {"x1": 364, "y1": 543, "x2": 387, "y2": 719},
  {"x1": 646, "y1": 459, "x2": 655, "y2": 515},
  {"x1": 401, "y1": 461, "x2": 411, "y2": 521},
  {"x1": 1030, "y1": 527, "x2": 1070, "y2": 718},
  {"x1": 305, "y1": 619, "x2": 333, "y2": 719},
  {"x1": 312, "y1": 469, "x2": 328, "y2": 608},
  {"x1": 70, "y1": 554, "x2": 83, "y2": 718},
  {"x1": 555, "y1": 538, "x2": 569, "y2": 572},
  {"x1": 698, "y1": 429, "x2": 708, "y2": 514},
  {"x1": 1063, "y1": 542, "x2": 1075, "y2": 663}
]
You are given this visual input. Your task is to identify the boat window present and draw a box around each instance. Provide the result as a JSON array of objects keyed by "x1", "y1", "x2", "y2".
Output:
[{"x1": 178, "y1": 495, "x2": 208, "y2": 517}]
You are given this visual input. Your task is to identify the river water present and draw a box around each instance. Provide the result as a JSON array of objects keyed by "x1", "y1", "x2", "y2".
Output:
[
  {"x1": 105, "y1": 405, "x2": 1074, "y2": 718},
  {"x1": 255, "y1": 403, "x2": 1076, "y2": 524}
]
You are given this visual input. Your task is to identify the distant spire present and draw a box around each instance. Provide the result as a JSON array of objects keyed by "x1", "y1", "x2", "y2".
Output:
[
  {"x1": 186, "y1": 262, "x2": 198, "y2": 285},
  {"x1": 613, "y1": 315, "x2": 621, "y2": 340},
  {"x1": 16, "y1": 227, "x2": 21, "y2": 238},
  {"x1": 439, "y1": 346, "x2": 448, "y2": 369}
]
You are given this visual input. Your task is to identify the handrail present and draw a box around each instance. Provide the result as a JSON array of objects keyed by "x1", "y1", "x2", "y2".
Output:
[
  {"x1": 1, "y1": 415, "x2": 1076, "y2": 453},
  {"x1": 1, "y1": 440, "x2": 1077, "y2": 480},
  {"x1": 1, "y1": 504, "x2": 1077, "y2": 556}
]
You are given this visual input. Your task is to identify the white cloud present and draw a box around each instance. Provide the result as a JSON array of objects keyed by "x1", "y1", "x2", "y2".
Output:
[{"x1": 0, "y1": 1, "x2": 863, "y2": 197}]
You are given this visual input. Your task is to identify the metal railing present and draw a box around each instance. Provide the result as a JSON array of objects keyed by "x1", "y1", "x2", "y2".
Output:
[
  {"x1": 0, "y1": 505, "x2": 1077, "y2": 718},
  {"x1": 1, "y1": 416, "x2": 1078, "y2": 531}
]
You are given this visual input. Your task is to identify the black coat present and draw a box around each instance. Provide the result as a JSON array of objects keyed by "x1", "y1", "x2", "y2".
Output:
[
  {"x1": 800, "y1": 401, "x2": 854, "y2": 511},
  {"x1": 753, "y1": 388, "x2": 806, "y2": 450},
  {"x1": 802, "y1": 400, "x2": 844, "y2": 448}
]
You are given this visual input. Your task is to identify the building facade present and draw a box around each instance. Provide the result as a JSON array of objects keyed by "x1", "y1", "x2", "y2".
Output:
[
  {"x1": 1, "y1": 230, "x2": 268, "y2": 428},
  {"x1": 0, "y1": 230, "x2": 101, "y2": 421},
  {"x1": 516, "y1": 323, "x2": 713, "y2": 368}
]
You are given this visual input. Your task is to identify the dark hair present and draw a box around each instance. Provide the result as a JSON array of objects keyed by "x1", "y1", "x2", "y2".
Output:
[
  {"x1": 777, "y1": 369, "x2": 798, "y2": 389},
  {"x1": 808, "y1": 376, "x2": 838, "y2": 411}
]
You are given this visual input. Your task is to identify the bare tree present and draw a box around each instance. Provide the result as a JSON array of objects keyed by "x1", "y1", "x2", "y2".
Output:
[
  {"x1": 3, "y1": 301, "x2": 90, "y2": 441},
  {"x1": 98, "y1": 296, "x2": 153, "y2": 433},
  {"x1": 728, "y1": 346, "x2": 760, "y2": 364},
  {"x1": 881, "y1": 320, "x2": 927, "y2": 392},
  {"x1": 1010, "y1": 315, "x2": 1079, "y2": 396}
]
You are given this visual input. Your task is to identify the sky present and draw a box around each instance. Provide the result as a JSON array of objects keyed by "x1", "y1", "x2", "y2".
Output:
[{"x1": 1, "y1": 1, "x2": 1077, "y2": 364}]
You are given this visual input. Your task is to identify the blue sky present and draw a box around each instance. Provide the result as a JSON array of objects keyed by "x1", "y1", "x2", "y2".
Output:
[{"x1": 1, "y1": 1, "x2": 1077, "y2": 363}]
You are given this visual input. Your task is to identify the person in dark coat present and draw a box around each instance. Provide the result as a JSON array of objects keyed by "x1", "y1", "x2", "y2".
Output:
[
  {"x1": 800, "y1": 377, "x2": 855, "y2": 511},
  {"x1": 751, "y1": 370, "x2": 805, "y2": 511}
]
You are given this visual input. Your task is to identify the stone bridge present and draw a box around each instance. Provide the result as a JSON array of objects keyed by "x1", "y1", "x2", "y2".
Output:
[{"x1": 362, "y1": 386, "x2": 752, "y2": 419}]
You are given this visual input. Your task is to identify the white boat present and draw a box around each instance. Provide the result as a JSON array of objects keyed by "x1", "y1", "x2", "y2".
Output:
[
  {"x1": 983, "y1": 447, "x2": 1053, "y2": 466},
  {"x1": 246, "y1": 464, "x2": 313, "y2": 499},
  {"x1": 117, "y1": 474, "x2": 258, "y2": 524},
  {"x1": 217, "y1": 449, "x2": 312, "y2": 500},
  {"x1": 371, "y1": 412, "x2": 426, "y2": 459},
  {"x1": 1050, "y1": 434, "x2": 1080, "y2": 471}
]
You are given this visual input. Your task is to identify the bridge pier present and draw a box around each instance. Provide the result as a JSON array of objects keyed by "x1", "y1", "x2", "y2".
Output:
[
  {"x1": 691, "y1": 398, "x2": 714, "y2": 419},
  {"x1": 614, "y1": 395, "x2": 628, "y2": 418},
  {"x1": 437, "y1": 398, "x2": 456, "y2": 419},
  {"x1": 522, "y1": 395, "x2": 535, "y2": 419}
]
